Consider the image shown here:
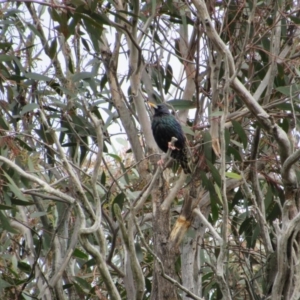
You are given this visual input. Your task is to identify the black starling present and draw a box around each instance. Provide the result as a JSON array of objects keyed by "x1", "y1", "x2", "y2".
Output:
[{"x1": 149, "y1": 102, "x2": 191, "y2": 174}]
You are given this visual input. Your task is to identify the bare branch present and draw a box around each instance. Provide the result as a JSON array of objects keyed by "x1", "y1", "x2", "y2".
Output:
[
  {"x1": 262, "y1": 5, "x2": 282, "y2": 105},
  {"x1": 191, "y1": 0, "x2": 293, "y2": 168},
  {"x1": 0, "y1": 156, "x2": 75, "y2": 204},
  {"x1": 272, "y1": 208, "x2": 300, "y2": 299},
  {"x1": 161, "y1": 171, "x2": 187, "y2": 211},
  {"x1": 39, "y1": 217, "x2": 81, "y2": 298},
  {"x1": 216, "y1": 58, "x2": 231, "y2": 299},
  {"x1": 193, "y1": 208, "x2": 222, "y2": 243},
  {"x1": 79, "y1": 233, "x2": 122, "y2": 300},
  {"x1": 114, "y1": 205, "x2": 145, "y2": 300},
  {"x1": 282, "y1": 148, "x2": 300, "y2": 183}
]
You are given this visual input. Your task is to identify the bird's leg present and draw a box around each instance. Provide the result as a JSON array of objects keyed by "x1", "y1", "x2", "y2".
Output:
[
  {"x1": 157, "y1": 142, "x2": 175, "y2": 167},
  {"x1": 157, "y1": 157, "x2": 165, "y2": 167},
  {"x1": 157, "y1": 137, "x2": 178, "y2": 169}
]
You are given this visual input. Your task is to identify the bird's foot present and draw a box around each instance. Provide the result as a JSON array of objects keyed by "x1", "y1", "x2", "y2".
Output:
[{"x1": 168, "y1": 142, "x2": 178, "y2": 150}]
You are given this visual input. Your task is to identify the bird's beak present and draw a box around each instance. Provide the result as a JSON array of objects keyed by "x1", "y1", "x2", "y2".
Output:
[{"x1": 148, "y1": 102, "x2": 158, "y2": 109}]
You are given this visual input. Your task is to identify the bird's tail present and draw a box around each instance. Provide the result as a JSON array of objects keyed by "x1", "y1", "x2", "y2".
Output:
[
  {"x1": 180, "y1": 158, "x2": 191, "y2": 174},
  {"x1": 180, "y1": 147, "x2": 191, "y2": 174},
  {"x1": 171, "y1": 147, "x2": 191, "y2": 174}
]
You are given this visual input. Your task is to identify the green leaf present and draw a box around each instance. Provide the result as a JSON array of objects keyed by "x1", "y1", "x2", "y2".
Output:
[
  {"x1": 0, "y1": 54, "x2": 13, "y2": 62},
  {"x1": 276, "y1": 84, "x2": 300, "y2": 96},
  {"x1": 21, "y1": 293, "x2": 34, "y2": 300},
  {"x1": 0, "y1": 211, "x2": 17, "y2": 233},
  {"x1": 266, "y1": 191, "x2": 281, "y2": 222},
  {"x1": 182, "y1": 125, "x2": 194, "y2": 136},
  {"x1": 0, "y1": 42, "x2": 12, "y2": 50},
  {"x1": 261, "y1": 35, "x2": 270, "y2": 53},
  {"x1": 100, "y1": 73, "x2": 108, "y2": 91},
  {"x1": 214, "y1": 183, "x2": 222, "y2": 204},
  {"x1": 101, "y1": 171, "x2": 106, "y2": 185},
  {"x1": 151, "y1": 65, "x2": 164, "y2": 91},
  {"x1": 232, "y1": 120, "x2": 248, "y2": 149},
  {"x1": 49, "y1": 38, "x2": 57, "y2": 59},
  {"x1": 30, "y1": 212, "x2": 47, "y2": 218},
  {"x1": 75, "y1": 11, "x2": 109, "y2": 28},
  {"x1": 72, "y1": 248, "x2": 89, "y2": 260},
  {"x1": 168, "y1": 13, "x2": 194, "y2": 25},
  {"x1": 83, "y1": 258, "x2": 96, "y2": 268},
  {"x1": 0, "y1": 278, "x2": 12, "y2": 289},
  {"x1": 106, "y1": 153, "x2": 122, "y2": 163},
  {"x1": 167, "y1": 99, "x2": 196, "y2": 109},
  {"x1": 290, "y1": 15, "x2": 300, "y2": 24},
  {"x1": 48, "y1": 81, "x2": 63, "y2": 96},
  {"x1": 276, "y1": 103, "x2": 300, "y2": 113},
  {"x1": 210, "y1": 199, "x2": 219, "y2": 222},
  {"x1": 135, "y1": 242, "x2": 143, "y2": 262},
  {"x1": 225, "y1": 172, "x2": 242, "y2": 179},
  {"x1": 81, "y1": 37, "x2": 90, "y2": 52},
  {"x1": 227, "y1": 145, "x2": 242, "y2": 161},
  {"x1": 68, "y1": 56, "x2": 74, "y2": 73},
  {"x1": 3, "y1": 171, "x2": 28, "y2": 202},
  {"x1": 17, "y1": 261, "x2": 32, "y2": 274},
  {"x1": 49, "y1": 7, "x2": 61, "y2": 22},
  {"x1": 25, "y1": 72, "x2": 52, "y2": 81},
  {"x1": 62, "y1": 283, "x2": 73, "y2": 290},
  {"x1": 210, "y1": 111, "x2": 223, "y2": 117},
  {"x1": 251, "y1": 223, "x2": 260, "y2": 248},
  {"x1": 201, "y1": 171, "x2": 218, "y2": 222},
  {"x1": 203, "y1": 131, "x2": 212, "y2": 162},
  {"x1": 84, "y1": 78, "x2": 97, "y2": 95},
  {"x1": 164, "y1": 64, "x2": 173, "y2": 94},
  {"x1": 115, "y1": 137, "x2": 128, "y2": 147},
  {"x1": 0, "y1": 116, "x2": 9, "y2": 130},
  {"x1": 230, "y1": 140, "x2": 243, "y2": 149},
  {"x1": 112, "y1": 193, "x2": 125, "y2": 218},
  {"x1": 20, "y1": 103, "x2": 39, "y2": 115},
  {"x1": 264, "y1": 184, "x2": 273, "y2": 211},
  {"x1": 72, "y1": 281, "x2": 85, "y2": 295},
  {"x1": 206, "y1": 160, "x2": 221, "y2": 187},
  {"x1": 11, "y1": 198, "x2": 34, "y2": 206},
  {"x1": 55, "y1": 127, "x2": 68, "y2": 132},
  {"x1": 239, "y1": 217, "x2": 253, "y2": 235},
  {"x1": 0, "y1": 204, "x2": 13, "y2": 210},
  {"x1": 71, "y1": 71, "x2": 93, "y2": 82},
  {"x1": 15, "y1": 137, "x2": 33, "y2": 151},
  {"x1": 26, "y1": 23, "x2": 45, "y2": 40},
  {"x1": 73, "y1": 276, "x2": 90, "y2": 290}
]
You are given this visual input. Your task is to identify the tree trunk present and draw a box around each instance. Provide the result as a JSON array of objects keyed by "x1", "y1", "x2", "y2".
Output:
[{"x1": 151, "y1": 176, "x2": 178, "y2": 300}]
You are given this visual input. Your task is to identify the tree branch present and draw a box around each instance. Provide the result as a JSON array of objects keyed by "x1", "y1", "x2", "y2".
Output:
[
  {"x1": 79, "y1": 234, "x2": 121, "y2": 300},
  {"x1": 161, "y1": 171, "x2": 187, "y2": 211},
  {"x1": 0, "y1": 156, "x2": 75, "y2": 204},
  {"x1": 193, "y1": 208, "x2": 222, "y2": 243},
  {"x1": 272, "y1": 208, "x2": 300, "y2": 298},
  {"x1": 191, "y1": 0, "x2": 292, "y2": 164},
  {"x1": 114, "y1": 205, "x2": 145, "y2": 300}
]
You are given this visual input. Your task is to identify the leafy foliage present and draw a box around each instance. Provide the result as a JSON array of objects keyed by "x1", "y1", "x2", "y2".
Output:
[{"x1": 0, "y1": 0, "x2": 300, "y2": 299}]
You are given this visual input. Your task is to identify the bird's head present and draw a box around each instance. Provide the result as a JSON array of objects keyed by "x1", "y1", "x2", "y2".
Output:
[{"x1": 148, "y1": 102, "x2": 170, "y2": 116}]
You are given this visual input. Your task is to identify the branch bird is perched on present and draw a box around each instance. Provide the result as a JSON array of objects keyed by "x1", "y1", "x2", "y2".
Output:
[{"x1": 149, "y1": 102, "x2": 191, "y2": 174}]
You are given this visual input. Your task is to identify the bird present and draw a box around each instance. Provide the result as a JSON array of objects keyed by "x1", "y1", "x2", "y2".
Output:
[{"x1": 149, "y1": 102, "x2": 191, "y2": 174}]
